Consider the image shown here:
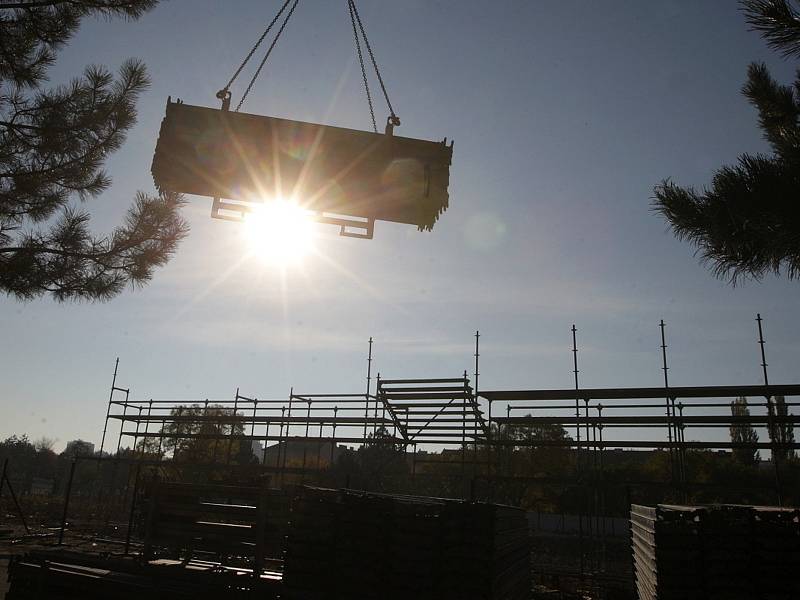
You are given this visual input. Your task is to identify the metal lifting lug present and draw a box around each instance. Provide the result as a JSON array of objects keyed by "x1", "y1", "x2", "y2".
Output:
[
  {"x1": 215, "y1": 89, "x2": 232, "y2": 112},
  {"x1": 384, "y1": 115, "x2": 401, "y2": 136}
]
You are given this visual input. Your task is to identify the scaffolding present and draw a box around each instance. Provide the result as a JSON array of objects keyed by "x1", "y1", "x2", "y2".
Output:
[{"x1": 87, "y1": 316, "x2": 800, "y2": 594}]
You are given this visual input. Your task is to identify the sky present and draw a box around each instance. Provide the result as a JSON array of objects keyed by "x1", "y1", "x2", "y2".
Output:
[{"x1": 1, "y1": 1, "x2": 799, "y2": 452}]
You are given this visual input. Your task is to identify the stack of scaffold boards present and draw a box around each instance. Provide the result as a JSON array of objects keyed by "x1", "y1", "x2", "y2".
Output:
[
  {"x1": 141, "y1": 482, "x2": 290, "y2": 571},
  {"x1": 630, "y1": 504, "x2": 800, "y2": 600},
  {"x1": 282, "y1": 487, "x2": 531, "y2": 600},
  {"x1": 5, "y1": 550, "x2": 280, "y2": 599}
]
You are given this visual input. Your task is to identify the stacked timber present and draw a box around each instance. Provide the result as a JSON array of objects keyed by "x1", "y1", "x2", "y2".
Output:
[
  {"x1": 283, "y1": 487, "x2": 530, "y2": 600},
  {"x1": 630, "y1": 504, "x2": 800, "y2": 600}
]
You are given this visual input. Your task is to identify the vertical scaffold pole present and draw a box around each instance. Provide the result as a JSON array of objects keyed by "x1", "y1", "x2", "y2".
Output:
[
  {"x1": 301, "y1": 399, "x2": 311, "y2": 483},
  {"x1": 59, "y1": 459, "x2": 77, "y2": 545},
  {"x1": 1, "y1": 459, "x2": 29, "y2": 534},
  {"x1": 263, "y1": 412, "x2": 270, "y2": 466},
  {"x1": 757, "y1": 313, "x2": 782, "y2": 505},
  {"x1": 132, "y1": 406, "x2": 142, "y2": 457},
  {"x1": 331, "y1": 406, "x2": 339, "y2": 465},
  {"x1": 658, "y1": 319, "x2": 685, "y2": 499},
  {"x1": 584, "y1": 397, "x2": 593, "y2": 551},
  {"x1": 474, "y1": 331, "x2": 482, "y2": 484},
  {"x1": 283, "y1": 390, "x2": 294, "y2": 480},
  {"x1": 572, "y1": 325, "x2": 585, "y2": 580},
  {"x1": 115, "y1": 390, "x2": 129, "y2": 455},
  {"x1": 462, "y1": 371, "x2": 467, "y2": 497},
  {"x1": 659, "y1": 320, "x2": 677, "y2": 490},
  {"x1": 226, "y1": 388, "x2": 239, "y2": 465},
  {"x1": 474, "y1": 330, "x2": 480, "y2": 400},
  {"x1": 141, "y1": 399, "x2": 153, "y2": 459},
  {"x1": 597, "y1": 404, "x2": 606, "y2": 573},
  {"x1": 572, "y1": 325, "x2": 581, "y2": 459},
  {"x1": 373, "y1": 373, "x2": 381, "y2": 436},
  {"x1": 277, "y1": 406, "x2": 286, "y2": 470},
  {"x1": 99, "y1": 358, "x2": 120, "y2": 458},
  {"x1": 364, "y1": 337, "x2": 373, "y2": 441}
]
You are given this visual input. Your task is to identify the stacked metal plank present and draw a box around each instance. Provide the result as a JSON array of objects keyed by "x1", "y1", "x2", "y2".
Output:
[
  {"x1": 142, "y1": 482, "x2": 289, "y2": 571},
  {"x1": 151, "y1": 100, "x2": 453, "y2": 231},
  {"x1": 6, "y1": 550, "x2": 281, "y2": 599},
  {"x1": 630, "y1": 504, "x2": 800, "y2": 600},
  {"x1": 752, "y1": 507, "x2": 800, "y2": 600},
  {"x1": 283, "y1": 487, "x2": 530, "y2": 600}
]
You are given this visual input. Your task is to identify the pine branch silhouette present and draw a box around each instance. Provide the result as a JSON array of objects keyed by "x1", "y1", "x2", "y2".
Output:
[
  {"x1": 653, "y1": 1, "x2": 800, "y2": 284},
  {"x1": 1, "y1": 1, "x2": 188, "y2": 301}
]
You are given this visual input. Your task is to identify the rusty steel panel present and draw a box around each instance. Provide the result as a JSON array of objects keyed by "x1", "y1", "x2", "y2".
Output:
[{"x1": 151, "y1": 100, "x2": 453, "y2": 230}]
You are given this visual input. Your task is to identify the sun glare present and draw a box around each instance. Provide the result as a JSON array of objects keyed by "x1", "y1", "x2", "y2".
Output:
[{"x1": 242, "y1": 199, "x2": 315, "y2": 264}]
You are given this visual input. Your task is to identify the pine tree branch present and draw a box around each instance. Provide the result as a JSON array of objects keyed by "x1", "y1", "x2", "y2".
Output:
[
  {"x1": 0, "y1": 1, "x2": 159, "y2": 19},
  {"x1": 0, "y1": 192, "x2": 189, "y2": 301},
  {"x1": 653, "y1": 153, "x2": 800, "y2": 284},
  {"x1": 742, "y1": 0, "x2": 800, "y2": 58},
  {"x1": 1, "y1": 59, "x2": 149, "y2": 222},
  {"x1": 0, "y1": 0, "x2": 182, "y2": 301},
  {"x1": 742, "y1": 62, "x2": 800, "y2": 161}
]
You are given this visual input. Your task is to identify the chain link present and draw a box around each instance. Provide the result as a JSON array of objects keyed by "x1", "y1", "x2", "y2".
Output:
[
  {"x1": 349, "y1": 0, "x2": 399, "y2": 125},
  {"x1": 348, "y1": 0, "x2": 377, "y2": 132},
  {"x1": 219, "y1": 0, "x2": 294, "y2": 99},
  {"x1": 236, "y1": 0, "x2": 301, "y2": 112},
  {"x1": 217, "y1": 0, "x2": 397, "y2": 127}
]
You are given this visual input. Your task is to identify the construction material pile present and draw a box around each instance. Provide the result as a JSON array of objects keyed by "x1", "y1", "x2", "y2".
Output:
[
  {"x1": 6, "y1": 550, "x2": 280, "y2": 599},
  {"x1": 631, "y1": 504, "x2": 800, "y2": 600},
  {"x1": 283, "y1": 487, "x2": 530, "y2": 600},
  {"x1": 143, "y1": 482, "x2": 290, "y2": 570}
]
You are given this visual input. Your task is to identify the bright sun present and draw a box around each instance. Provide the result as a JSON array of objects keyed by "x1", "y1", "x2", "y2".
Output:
[{"x1": 242, "y1": 198, "x2": 315, "y2": 264}]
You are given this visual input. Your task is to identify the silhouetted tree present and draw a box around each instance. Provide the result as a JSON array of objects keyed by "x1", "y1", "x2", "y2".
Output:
[
  {"x1": 0, "y1": 0, "x2": 188, "y2": 301},
  {"x1": 161, "y1": 404, "x2": 246, "y2": 463},
  {"x1": 730, "y1": 397, "x2": 761, "y2": 465},
  {"x1": 359, "y1": 426, "x2": 408, "y2": 478},
  {"x1": 652, "y1": 0, "x2": 800, "y2": 283},
  {"x1": 768, "y1": 395, "x2": 796, "y2": 461},
  {"x1": 0, "y1": 434, "x2": 58, "y2": 491}
]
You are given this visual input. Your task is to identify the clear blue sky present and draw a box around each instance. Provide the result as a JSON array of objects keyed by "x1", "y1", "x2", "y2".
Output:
[{"x1": 1, "y1": 1, "x2": 798, "y2": 451}]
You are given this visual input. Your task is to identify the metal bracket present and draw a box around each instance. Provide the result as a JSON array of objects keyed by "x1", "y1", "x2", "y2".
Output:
[
  {"x1": 209, "y1": 198, "x2": 375, "y2": 239},
  {"x1": 216, "y1": 89, "x2": 232, "y2": 112}
]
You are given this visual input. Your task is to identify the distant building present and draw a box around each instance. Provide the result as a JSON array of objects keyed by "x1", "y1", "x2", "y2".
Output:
[{"x1": 64, "y1": 439, "x2": 95, "y2": 456}]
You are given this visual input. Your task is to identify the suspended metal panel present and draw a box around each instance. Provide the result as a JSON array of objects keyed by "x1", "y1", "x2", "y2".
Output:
[{"x1": 151, "y1": 100, "x2": 453, "y2": 234}]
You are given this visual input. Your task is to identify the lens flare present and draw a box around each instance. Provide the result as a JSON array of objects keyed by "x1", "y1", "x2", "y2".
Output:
[{"x1": 242, "y1": 198, "x2": 315, "y2": 265}]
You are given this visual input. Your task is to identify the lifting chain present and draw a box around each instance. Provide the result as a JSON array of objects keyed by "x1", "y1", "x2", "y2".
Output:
[
  {"x1": 216, "y1": 0, "x2": 300, "y2": 112},
  {"x1": 216, "y1": 0, "x2": 400, "y2": 132},
  {"x1": 348, "y1": 0, "x2": 400, "y2": 133}
]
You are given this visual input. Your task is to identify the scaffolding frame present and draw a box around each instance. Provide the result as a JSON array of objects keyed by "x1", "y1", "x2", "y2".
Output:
[{"x1": 92, "y1": 316, "x2": 800, "y2": 594}]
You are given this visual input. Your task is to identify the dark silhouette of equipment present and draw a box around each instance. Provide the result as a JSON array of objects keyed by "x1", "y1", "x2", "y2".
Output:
[
  {"x1": 151, "y1": 0, "x2": 453, "y2": 239},
  {"x1": 151, "y1": 100, "x2": 453, "y2": 239}
]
